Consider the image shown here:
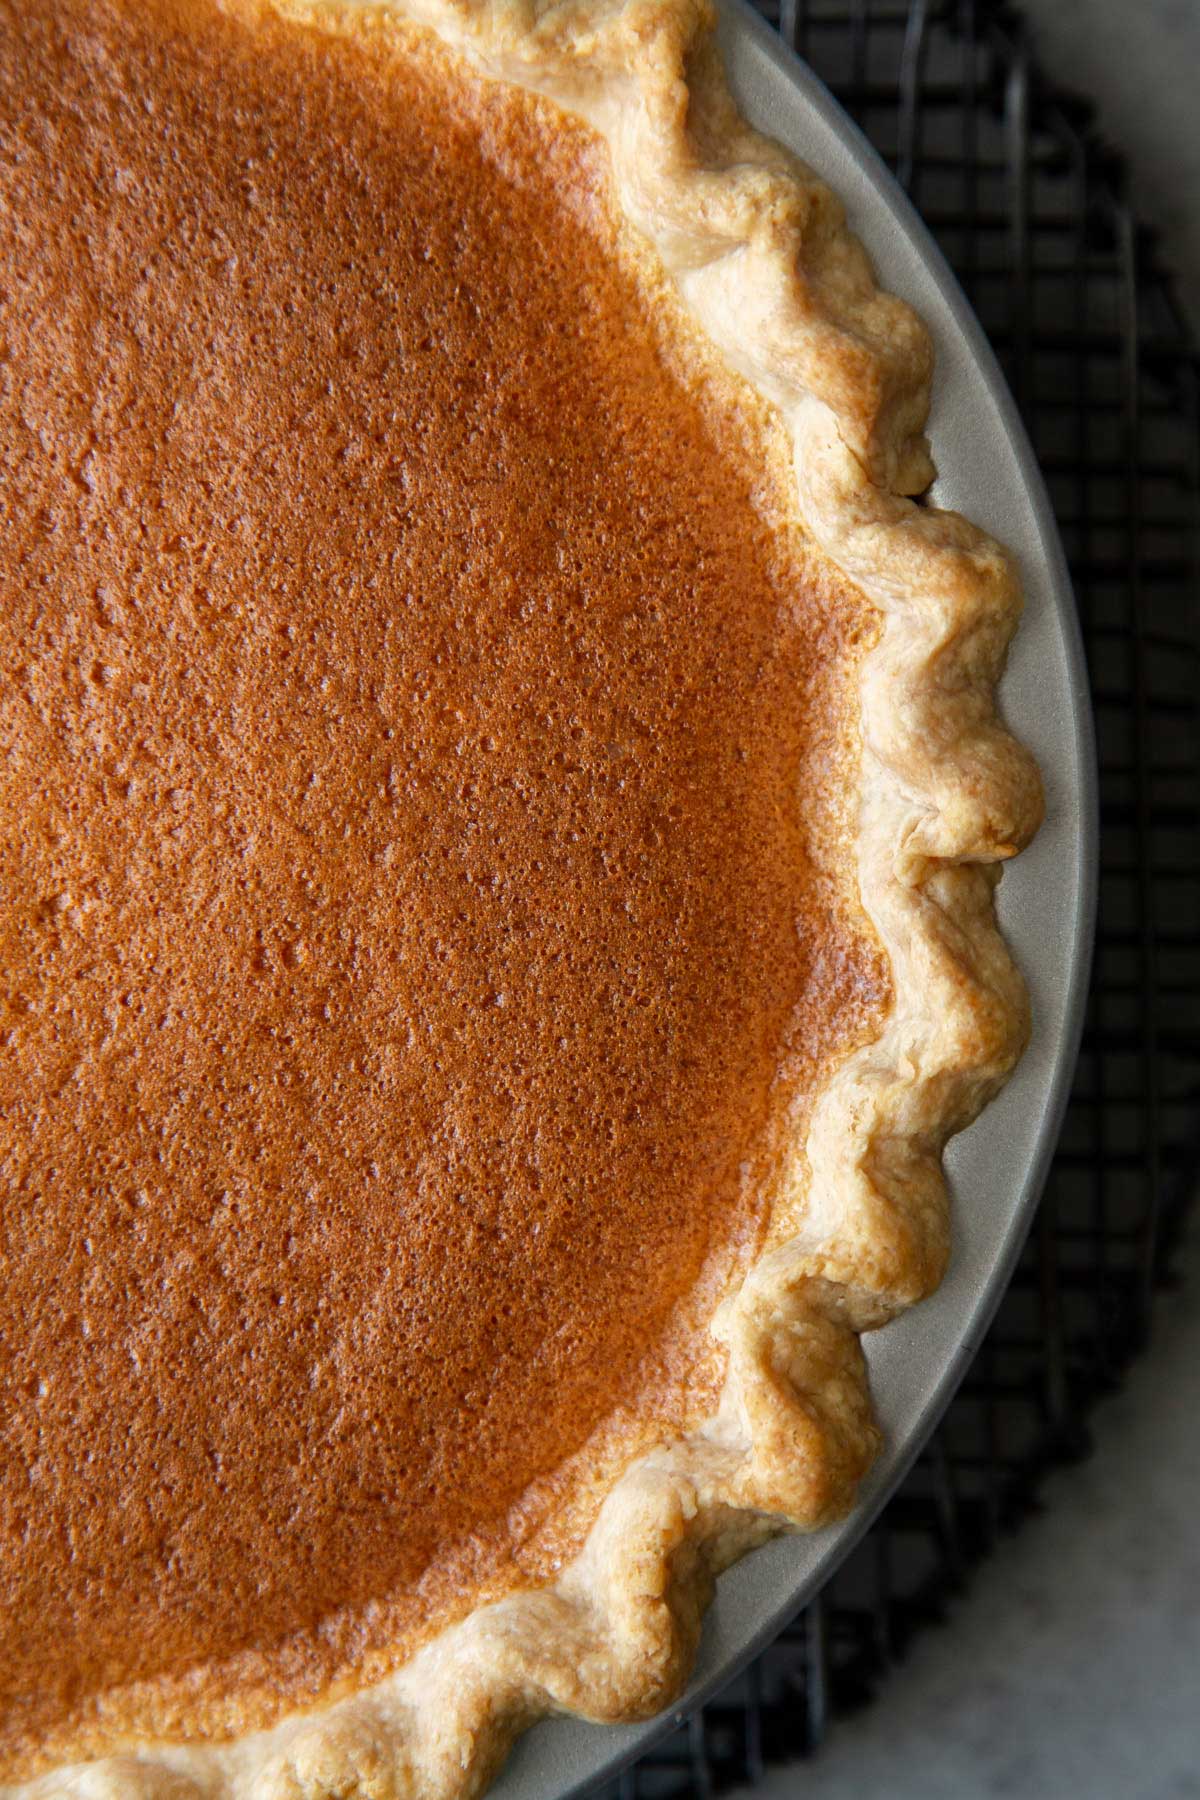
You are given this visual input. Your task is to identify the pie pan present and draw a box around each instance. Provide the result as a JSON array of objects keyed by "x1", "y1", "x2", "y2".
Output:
[{"x1": 490, "y1": 3, "x2": 1097, "y2": 1795}]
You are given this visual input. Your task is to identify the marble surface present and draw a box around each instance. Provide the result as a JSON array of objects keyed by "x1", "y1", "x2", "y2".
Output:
[{"x1": 734, "y1": 6, "x2": 1200, "y2": 1795}]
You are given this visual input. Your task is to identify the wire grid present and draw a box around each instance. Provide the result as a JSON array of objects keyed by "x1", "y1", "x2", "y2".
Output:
[{"x1": 602, "y1": 2, "x2": 1200, "y2": 1793}]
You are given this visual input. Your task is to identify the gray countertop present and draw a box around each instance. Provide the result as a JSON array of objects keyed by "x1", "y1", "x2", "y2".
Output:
[
  {"x1": 1023, "y1": 0, "x2": 1200, "y2": 329},
  {"x1": 736, "y1": 6, "x2": 1200, "y2": 1795}
]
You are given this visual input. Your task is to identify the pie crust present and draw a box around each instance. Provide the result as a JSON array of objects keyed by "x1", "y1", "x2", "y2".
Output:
[{"x1": 1, "y1": 0, "x2": 1042, "y2": 1793}]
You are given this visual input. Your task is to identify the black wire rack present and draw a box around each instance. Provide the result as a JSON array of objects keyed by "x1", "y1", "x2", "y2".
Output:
[{"x1": 602, "y1": 2, "x2": 1200, "y2": 1793}]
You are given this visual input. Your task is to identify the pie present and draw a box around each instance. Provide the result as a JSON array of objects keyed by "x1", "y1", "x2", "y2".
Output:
[{"x1": 0, "y1": 0, "x2": 1042, "y2": 1791}]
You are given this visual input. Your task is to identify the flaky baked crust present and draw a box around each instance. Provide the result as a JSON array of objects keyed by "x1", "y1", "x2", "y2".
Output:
[{"x1": 9, "y1": 0, "x2": 1042, "y2": 1794}]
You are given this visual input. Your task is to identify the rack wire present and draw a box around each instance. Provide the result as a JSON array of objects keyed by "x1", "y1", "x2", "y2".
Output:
[{"x1": 604, "y1": 2, "x2": 1200, "y2": 1791}]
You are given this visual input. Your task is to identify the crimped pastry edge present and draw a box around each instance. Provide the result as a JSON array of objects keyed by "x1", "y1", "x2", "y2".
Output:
[{"x1": 11, "y1": 1, "x2": 1043, "y2": 1794}]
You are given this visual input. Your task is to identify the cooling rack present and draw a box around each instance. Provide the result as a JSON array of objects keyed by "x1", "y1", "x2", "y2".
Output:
[{"x1": 602, "y1": 2, "x2": 1200, "y2": 1790}]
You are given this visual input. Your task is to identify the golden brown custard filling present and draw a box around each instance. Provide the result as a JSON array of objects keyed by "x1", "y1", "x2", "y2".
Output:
[{"x1": 0, "y1": 0, "x2": 889, "y2": 1771}]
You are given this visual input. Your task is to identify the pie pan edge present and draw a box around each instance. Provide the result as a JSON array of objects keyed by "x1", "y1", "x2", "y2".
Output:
[{"x1": 495, "y1": 5, "x2": 1096, "y2": 1794}]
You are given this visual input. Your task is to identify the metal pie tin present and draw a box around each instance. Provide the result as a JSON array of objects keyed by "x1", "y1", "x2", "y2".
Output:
[{"x1": 494, "y1": 5, "x2": 1097, "y2": 1793}]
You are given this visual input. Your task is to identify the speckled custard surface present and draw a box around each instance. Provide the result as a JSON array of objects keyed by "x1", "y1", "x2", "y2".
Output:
[{"x1": 0, "y1": 0, "x2": 889, "y2": 1774}]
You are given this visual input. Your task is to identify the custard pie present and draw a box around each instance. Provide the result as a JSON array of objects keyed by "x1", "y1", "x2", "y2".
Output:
[{"x1": 0, "y1": 0, "x2": 1041, "y2": 1792}]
